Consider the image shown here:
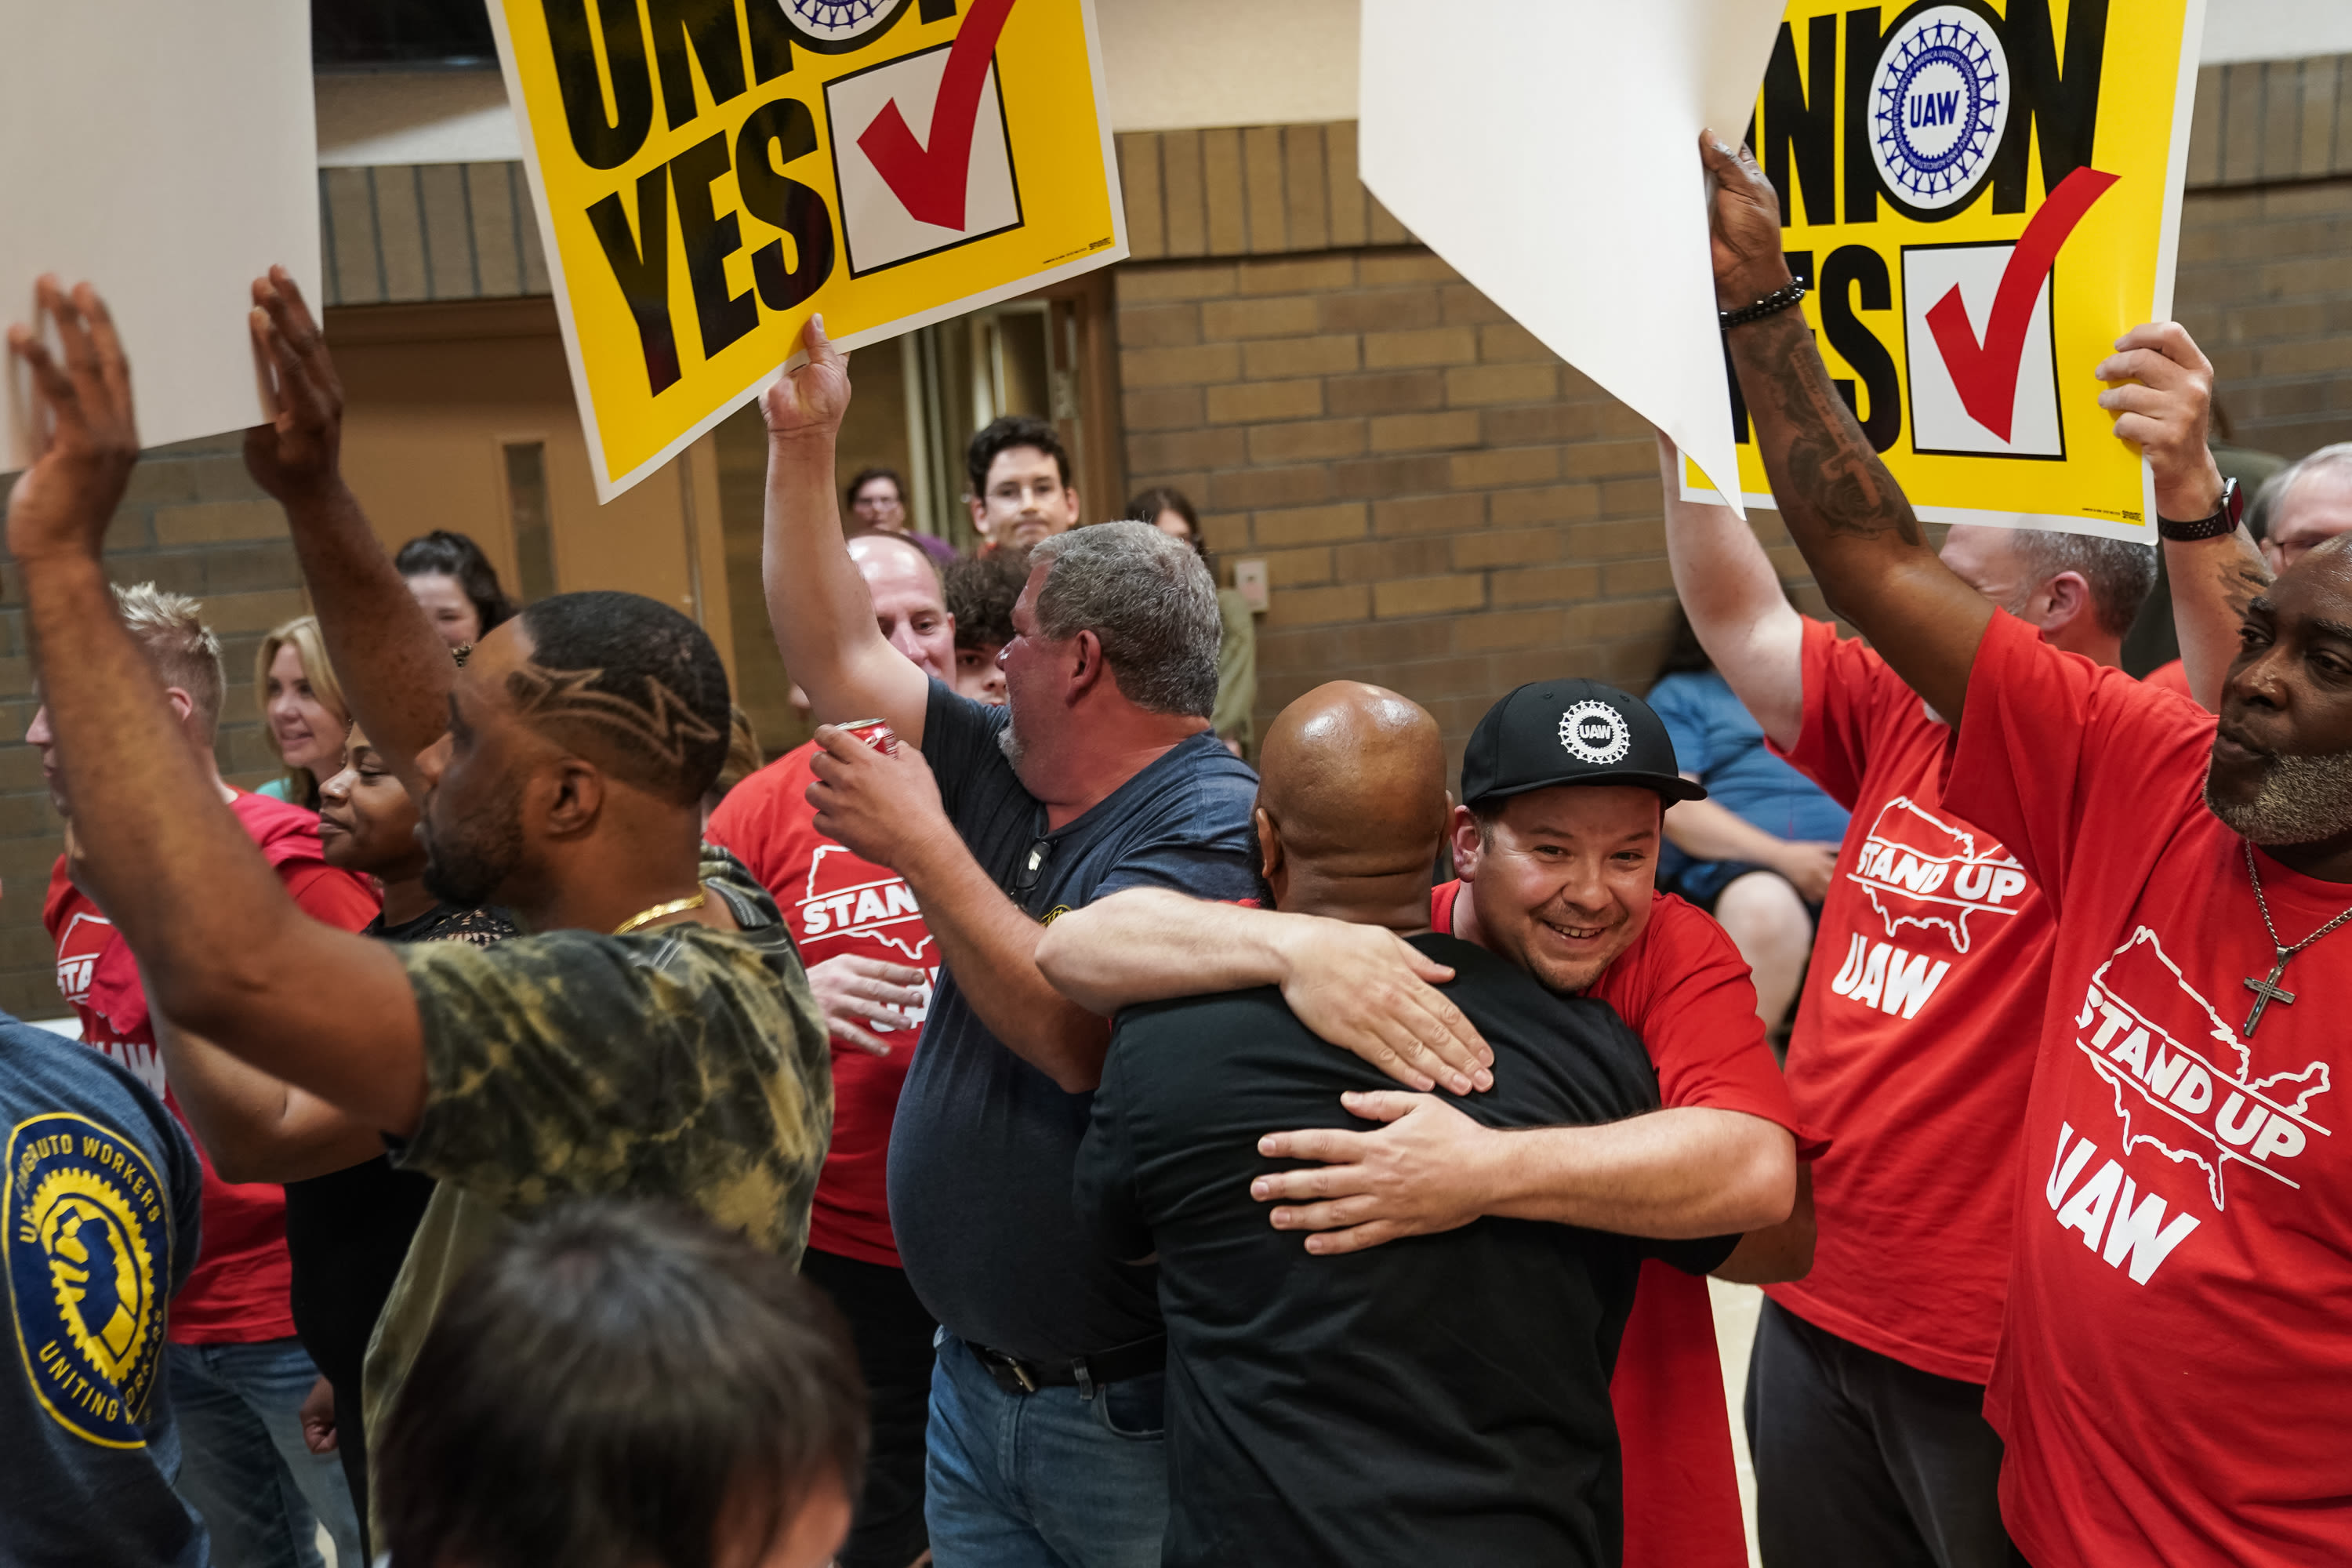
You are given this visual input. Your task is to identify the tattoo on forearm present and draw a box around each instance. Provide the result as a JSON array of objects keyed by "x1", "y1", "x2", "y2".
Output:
[
  {"x1": 1742, "y1": 315, "x2": 1924, "y2": 549},
  {"x1": 2225, "y1": 564, "x2": 2269, "y2": 618}
]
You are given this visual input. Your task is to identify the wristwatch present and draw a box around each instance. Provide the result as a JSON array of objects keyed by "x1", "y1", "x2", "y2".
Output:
[{"x1": 2157, "y1": 476, "x2": 2241, "y2": 542}]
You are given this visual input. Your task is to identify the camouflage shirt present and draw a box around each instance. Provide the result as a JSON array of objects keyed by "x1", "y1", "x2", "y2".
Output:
[{"x1": 360, "y1": 849, "x2": 828, "y2": 1475}]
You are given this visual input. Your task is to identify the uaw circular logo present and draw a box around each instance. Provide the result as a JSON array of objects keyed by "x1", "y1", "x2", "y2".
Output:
[
  {"x1": 1870, "y1": 5, "x2": 2009, "y2": 212},
  {"x1": 781, "y1": 0, "x2": 914, "y2": 52},
  {"x1": 1559, "y1": 700, "x2": 1632, "y2": 766},
  {"x1": 5, "y1": 1113, "x2": 168, "y2": 1448}
]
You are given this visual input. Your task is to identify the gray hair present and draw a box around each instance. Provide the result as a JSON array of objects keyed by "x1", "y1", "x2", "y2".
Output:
[
  {"x1": 2269, "y1": 442, "x2": 2352, "y2": 532},
  {"x1": 113, "y1": 582, "x2": 224, "y2": 735},
  {"x1": 2011, "y1": 531, "x2": 2157, "y2": 639},
  {"x1": 1029, "y1": 521, "x2": 1220, "y2": 717}
]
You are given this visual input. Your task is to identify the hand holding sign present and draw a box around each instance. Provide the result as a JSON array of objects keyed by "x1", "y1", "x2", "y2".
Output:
[
  {"x1": 2095, "y1": 323, "x2": 2225, "y2": 524},
  {"x1": 760, "y1": 315, "x2": 855, "y2": 442},
  {"x1": 243, "y1": 268, "x2": 348, "y2": 510},
  {"x1": 5, "y1": 278, "x2": 140, "y2": 568},
  {"x1": 1703, "y1": 135, "x2": 1796, "y2": 312}
]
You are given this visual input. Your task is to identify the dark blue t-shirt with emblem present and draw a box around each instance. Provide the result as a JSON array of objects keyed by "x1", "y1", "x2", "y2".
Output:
[
  {"x1": 2, "y1": 1014, "x2": 205, "y2": 1568},
  {"x1": 887, "y1": 682, "x2": 1258, "y2": 1362}
]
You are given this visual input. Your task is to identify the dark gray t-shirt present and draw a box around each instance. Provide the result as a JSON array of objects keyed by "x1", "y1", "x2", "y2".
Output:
[
  {"x1": 887, "y1": 682, "x2": 1258, "y2": 1361},
  {"x1": 2, "y1": 1016, "x2": 206, "y2": 1568}
]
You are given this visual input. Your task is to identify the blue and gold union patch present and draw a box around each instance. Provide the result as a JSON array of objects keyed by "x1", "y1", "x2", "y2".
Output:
[{"x1": 6, "y1": 1113, "x2": 169, "y2": 1447}]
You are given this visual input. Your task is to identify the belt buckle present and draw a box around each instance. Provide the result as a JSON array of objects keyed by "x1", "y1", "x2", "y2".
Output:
[{"x1": 978, "y1": 1345, "x2": 1039, "y2": 1396}]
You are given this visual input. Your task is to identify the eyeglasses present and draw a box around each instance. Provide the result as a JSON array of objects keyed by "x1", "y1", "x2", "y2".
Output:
[{"x1": 1011, "y1": 837, "x2": 1054, "y2": 898}]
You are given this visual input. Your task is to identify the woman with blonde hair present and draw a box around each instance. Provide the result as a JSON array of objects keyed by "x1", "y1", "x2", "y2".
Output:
[{"x1": 256, "y1": 615, "x2": 349, "y2": 808}]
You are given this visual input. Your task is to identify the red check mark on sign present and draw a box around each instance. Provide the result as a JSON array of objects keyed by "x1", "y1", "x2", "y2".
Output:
[
  {"x1": 1923, "y1": 166, "x2": 2120, "y2": 442},
  {"x1": 857, "y1": 0, "x2": 1020, "y2": 230}
]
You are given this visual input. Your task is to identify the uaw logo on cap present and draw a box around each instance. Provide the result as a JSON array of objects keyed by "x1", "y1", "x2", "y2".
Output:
[
  {"x1": 1559, "y1": 699, "x2": 1632, "y2": 766},
  {"x1": 6, "y1": 1113, "x2": 169, "y2": 1448},
  {"x1": 1871, "y1": 5, "x2": 2009, "y2": 212}
]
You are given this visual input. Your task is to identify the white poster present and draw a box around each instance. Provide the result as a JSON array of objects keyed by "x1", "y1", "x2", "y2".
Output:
[
  {"x1": 0, "y1": 1, "x2": 321, "y2": 471},
  {"x1": 1358, "y1": 0, "x2": 1785, "y2": 516}
]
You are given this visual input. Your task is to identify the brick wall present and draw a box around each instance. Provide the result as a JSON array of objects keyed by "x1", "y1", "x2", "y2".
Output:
[
  {"x1": 1116, "y1": 250, "x2": 1832, "y2": 775},
  {"x1": 0, "y1": 437, "x2": 310, "y2": 1022},
  {"x1": 2176, "y1": 177, "x2": 2352, "y2": 459}
]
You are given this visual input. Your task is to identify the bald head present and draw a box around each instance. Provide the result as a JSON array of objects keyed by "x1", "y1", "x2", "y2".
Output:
[
  {"x1": 846, "y1": 532, "x2": 954, "y2": 681},
  {"x1": 1255, "y1": 682, "x2": 1449, "y2": 929}
]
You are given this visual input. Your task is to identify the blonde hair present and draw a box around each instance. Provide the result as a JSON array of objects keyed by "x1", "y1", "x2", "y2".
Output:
[
  {"x1": 256, "y1": 616, "x2": 350, "y2": 795},
  {"x1": 113, "y1": 583, "x2": 224, "y2": 736}
]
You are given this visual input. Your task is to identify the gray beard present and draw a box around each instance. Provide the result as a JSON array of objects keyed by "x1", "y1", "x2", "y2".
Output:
[
  {"x1": 996, "y1": 714, "x2": 1024, "y2": 769},
  {"x1": 2205, "y1": 747, "x2": 2352, "y2": 844}
]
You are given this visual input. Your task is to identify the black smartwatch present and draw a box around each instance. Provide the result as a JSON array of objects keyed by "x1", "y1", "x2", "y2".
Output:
[{"x1": 2157, "y1": 476, "x2": 2241, "y2": 542}]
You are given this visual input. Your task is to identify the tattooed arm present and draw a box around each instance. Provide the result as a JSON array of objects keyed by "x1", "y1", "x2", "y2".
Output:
[
  {"x1": 2092, "y1": 322, "x2": 2252, "y2": 711},
  {"x1": 1701, "y1": 135, "x2": 1993, "y2": 724},
  {"x1": 242, "y1": 270, "x2": 457, "y2": 793}
]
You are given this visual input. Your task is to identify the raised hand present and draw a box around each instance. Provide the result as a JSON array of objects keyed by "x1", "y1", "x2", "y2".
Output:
[
  {"x1": 2096, "y1": 322, "x2": 2226, "y2": 522},
  {"x1": 1699, "y1": 132, "x2": 1793, "y2": 314},
  {"x1": 761, "y1": 313, "x2": 853, "y2": 438},
  {"x1": 5, "y1": 278, "x2": 140, "y2": 565},
  {"x1": 243, "y1": 267, "x2": 347, "y2": 507}
]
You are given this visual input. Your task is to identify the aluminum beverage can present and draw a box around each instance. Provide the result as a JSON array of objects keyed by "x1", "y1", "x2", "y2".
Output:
[{"x1": 838, "y1": 717, "x2": 898, "y2": 756}]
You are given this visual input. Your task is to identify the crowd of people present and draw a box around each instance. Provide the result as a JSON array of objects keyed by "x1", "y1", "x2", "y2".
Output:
[{"x1": 0, "y1": 125, "x2": 2347, "y2": 1568}]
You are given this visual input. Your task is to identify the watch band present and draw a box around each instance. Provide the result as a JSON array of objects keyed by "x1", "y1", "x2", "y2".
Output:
[
  {"x1": 2157, "y1": 476, "x2": 2242, "y2": 542},
  {"x1": 1719, "y1": 279, "x2": 1808, "y2": 331}
]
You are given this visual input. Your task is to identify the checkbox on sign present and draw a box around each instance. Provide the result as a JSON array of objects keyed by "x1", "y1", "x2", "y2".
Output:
[
  {"x1": 826, "y1": 38, "x2": 1025, "y2": 278},
  {"x1": 1901, "y1": 242, "x2": 2067, "y2": 459}
]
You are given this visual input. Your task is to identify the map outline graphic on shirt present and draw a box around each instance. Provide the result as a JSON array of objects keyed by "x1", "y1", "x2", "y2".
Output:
[
  {"x1": 1846, "y1": 796, "x2": 2027, "y2": 954},
  {"x1": 798, "y1": 843, "x2": 934, "y2": 964},
  {"x1": 53, "y1": 911, "x2": 110, "y2": 1007},
  {"x1": 2077, "y1": 926, "x2": 2332, "y2": 1212}
]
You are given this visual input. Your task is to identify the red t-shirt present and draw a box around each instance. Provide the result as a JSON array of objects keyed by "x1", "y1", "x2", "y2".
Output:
[
  {"x1": 42, "y1": 793, "x2": 379, "y2": 1344},
  {"x1": 1432, "y1": 879, "x2": 1815, "y2": 1568},
  {"x1": 1951, "y1": 611, "x2": 2352, "y2": 1565},
  {"x1": 2141, "y1": 656, "x2": 2192, "y2": 699},
  {"x1": 705, "y1": 741, "x2": 933, "y2": 1267},
  {"x1": 1765, "y1": 617, "x2": 2054, "y2": 1381}
]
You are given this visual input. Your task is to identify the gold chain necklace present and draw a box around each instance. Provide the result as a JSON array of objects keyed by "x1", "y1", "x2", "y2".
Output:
[{"x1": 612, "y1": 888, "x2": 707, "y2": 936}]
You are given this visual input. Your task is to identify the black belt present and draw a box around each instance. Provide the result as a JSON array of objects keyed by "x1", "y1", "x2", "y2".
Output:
[{"x1": 967, "y1": 1333, "x2": 1165, "y2": 1397}]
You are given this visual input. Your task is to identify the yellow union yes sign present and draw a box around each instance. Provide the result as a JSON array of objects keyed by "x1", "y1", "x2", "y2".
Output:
[
  {"x1": 1690, "y1": 0, "x2": 2201, "y2": 540},
  {"x1": 489, "y1": 0, "x2": 1126, "y2": 499}
]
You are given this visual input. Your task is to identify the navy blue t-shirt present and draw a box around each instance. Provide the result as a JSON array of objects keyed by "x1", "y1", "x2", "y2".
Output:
[
  {"x1": 887, "y1": 681, "x2": 1258, "y2": 1361},
  {"x1": 2, "y1": 1014, "x2": 206, "y2": 1568}
]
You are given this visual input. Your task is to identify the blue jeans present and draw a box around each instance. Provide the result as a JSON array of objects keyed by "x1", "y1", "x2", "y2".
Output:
[
  {"x1": 924, "y1": 1331, "x2": 1168, "y2": 1568},
  {"x1": 167, "y1": 1338, "x2": 363, "y2": 1568}
]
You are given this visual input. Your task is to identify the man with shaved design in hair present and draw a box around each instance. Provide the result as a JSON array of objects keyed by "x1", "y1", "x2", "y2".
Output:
[
  {"x1": 1072, "y1": 683, "x2": 1733, "y2": 1567},
  {"x1": 1, "y1": 270, "x2": 830, "y2": 1524}
]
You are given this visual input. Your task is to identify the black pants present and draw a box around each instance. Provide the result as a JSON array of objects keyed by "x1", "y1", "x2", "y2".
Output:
[
  {"x1": 800, "y1": 1247, "x2": 938, "y2": 1568},
  {"x1": 1746, "y1": 1298, "x2": 2017, "y2": 1568}
]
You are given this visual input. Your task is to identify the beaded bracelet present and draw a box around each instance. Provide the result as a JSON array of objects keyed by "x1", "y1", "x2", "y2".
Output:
[{"x1": 1719, "y1": 279, "x2": 1808, "y2": 331}]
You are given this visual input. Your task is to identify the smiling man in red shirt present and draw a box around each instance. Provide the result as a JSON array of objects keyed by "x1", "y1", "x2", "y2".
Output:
[
  {"x1": 1703, "y1": 130, "x2": 2352, "y2": 1564},
  {"x1": 1040, "y1": 678, "x2": 1817, "y2": 1568}
]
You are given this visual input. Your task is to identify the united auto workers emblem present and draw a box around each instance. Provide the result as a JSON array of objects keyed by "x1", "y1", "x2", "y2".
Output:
[{"x1": 6, "y1": 1113, "x2": 169, "y2": 1447}]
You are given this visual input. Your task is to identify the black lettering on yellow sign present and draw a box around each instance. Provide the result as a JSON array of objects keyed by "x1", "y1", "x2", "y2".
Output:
[
  {"x1": 1755, "y1": 1, "x2": 2111, "y2": 226},
  {"x1": 1734, "y1": 0, "x2": 2113, "y2": 452},
  {"x1": 548, "y1": 0, "x2": 846, "y2": 395}
]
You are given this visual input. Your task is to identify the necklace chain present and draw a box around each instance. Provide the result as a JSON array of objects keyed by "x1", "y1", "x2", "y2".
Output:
[
  {"x1": 613, "y1": 887, "x2": 708, "y2": 937},
  {"x1": 2243, "y1": 840, "x2": 2352, "y2": 961}
]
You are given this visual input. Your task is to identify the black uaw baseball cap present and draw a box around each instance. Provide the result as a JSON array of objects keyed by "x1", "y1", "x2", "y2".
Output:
[{"x1": 1460, "y1": 679, "x2": 1708, "y2": 807}]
